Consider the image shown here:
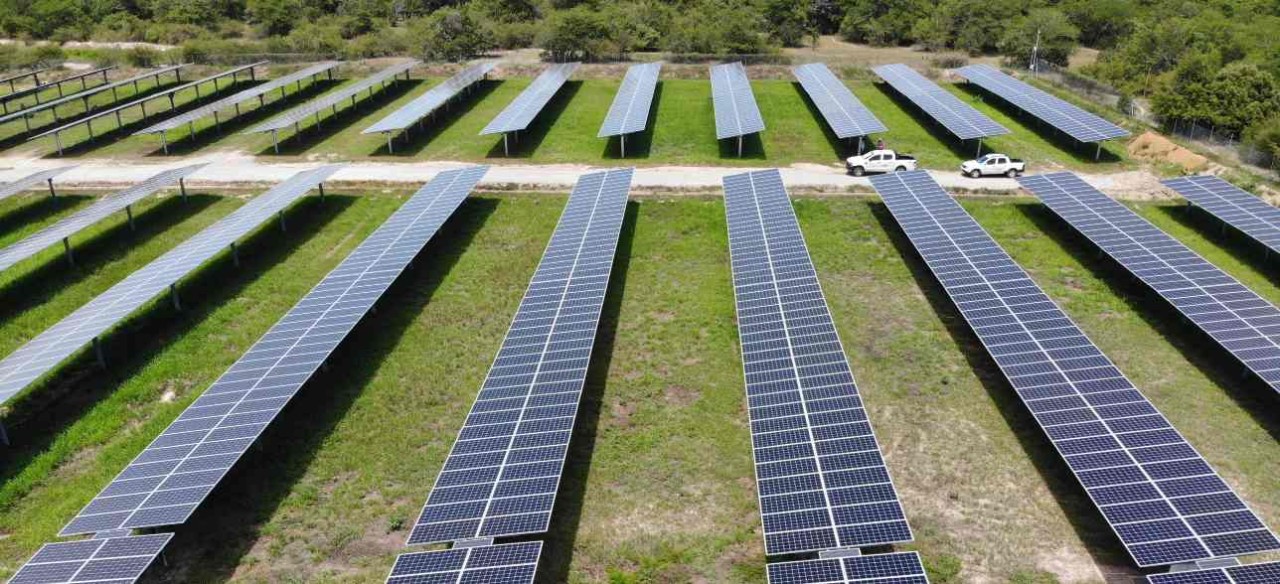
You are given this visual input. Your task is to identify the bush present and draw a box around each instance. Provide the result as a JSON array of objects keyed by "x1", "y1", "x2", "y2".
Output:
[
  {"x1": 1244, "y1": 115, "x2": 1280, "y2": 165},
  {"x1": 287, "y1": 22, "x2": 345, "y2": 56},
  {"x1": 410, "y1": 9, "x2": 494, "y2": 62},
  {"x1": 126, "y1": 47, "x2": 162, "y2": 67},
  {"x1": 487, "y1": 21, "x2": 539, "y2": 50},
  {"x1": 539, "y1": 7, "x2": 619, "y2": 62},
  {"x1": 344, "y1": 28, "x2": 414, "y2": 59}
]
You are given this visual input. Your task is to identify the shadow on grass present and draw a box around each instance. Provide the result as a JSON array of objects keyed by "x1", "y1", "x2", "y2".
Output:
[
  {"x1": 872, "y1": 81, "x2": 982, "y2": 162},
  {"x1": 538, "y1": 201, "x2": 637, "y2": 584},
  {"x1": 600, "y1": 82, "x2": 663, "y2": 160},
  {"x1": 149, "y1": 197, "x2": 499, "y2": 583},
  {"x1": 257, "y1": 79, "x2": 421, "y2": 156},
  {"x1": 44, "y1": 80, "x2": 259, "y2": 158},
  {"x1": 0, "y1": 78, "x2": 188, "y2": 153},
  {"x1": 1154, "y1": 205, "x2": 1280, "y2": 288},
  {"x1": 0, "y1": 193, "x2": 87, "y2": 238},
  {"x1": 717, "y1": 132, "x2": 766, "y2": 160},
  {"x1": 789, "y1": 81, "x2": 852, "y2": 160},
  {"x1": 869, "y1": 201, "x2": 1140, "y2": 581},
  {"x1": 0, "y1": 195, "x2": 350, "y2": 489},
  {"x1": 374, "y1": 79, "x2": 503, "y2": 157},
  {"x1": 1016, "y1": 202, "x2": 1280, "y2": 439},
  {"x1": 151, "y1": 79, "x2": 339, "y2": 156},
  {"x1": 485, "y1": 81, "x2": 582, "y2": 159},
  {"x1": 952, "y1": 82, "x2": 1124, "y2": 164},
  {"x1": 0, "y1": 194, "x2": 218, "y2": 329}
]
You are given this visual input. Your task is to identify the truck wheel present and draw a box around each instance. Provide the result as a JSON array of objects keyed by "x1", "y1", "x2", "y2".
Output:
[
  {"x1": 894, "y1": 166, "x2": 906, "y2": 173},
  {"x1": 1006, "y1": 169, "x2": 1020, "y2": 177},
  {"x1": 968, "y1": 169, "x2": 981, "y2": 178},
  {"x1": 851, "y1": 166, "x2": 865, "y2": 177}
]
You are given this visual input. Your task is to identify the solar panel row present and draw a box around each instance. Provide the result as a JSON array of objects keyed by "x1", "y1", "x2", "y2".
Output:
[
  {"x1": 792, "y1": 63, "x2": 886, "y2": 140},
  {"x1": 1148, "y1": 561, "x2": 1280, "y2": 584},
  {"x1": 481, "y1": 62, "x2": 579, "y2": 140},
  {"x1": 871, "y1": 170, "x2": 1280, "y2": 567},
  {"x1": 364, "y1": 61, "x2": 497, "y2": 137},
  {"x1": 710, "y1": 62, "x2": 765, "y2": 142},
  {"x1": 0, "y1": 65, "x2": 187, "y2": 128},
  {"x1": 871, "y1": 64, "x2": 1008, "y2": 141},
  {"x1": 598, "y1": 62, "x2": 662, "y2": 138},
  {"x1": 1018, "y1": 172, "x2": 1280, "y2": 396},
  {"x1": 955, "y1": 64, "x2": 1128, "y2": 144},
  {"x1": 406, "y1": 167, "x2": 633, "y2": 546},
  {"x1": 387, "y1": 541, "x2": 541, "y2": 584},
  {"x1": 0, "y1": 163, "x2": 206, "y2": 275},
  {"x1": 1, "y1": 67, "x2": 114, "y2": 115},
  {"x1": 1162, "y1": 175, "x2": 1280, "y2": 255},
  {"x1": 8, "y1": 534, "x2": 172, "y2": 584},
  {"x1": 767, "y1": 551, "x2": 927, "y2": 584},
  {"x1": 722, "y1": 169, "x2": 913, "y2": 557},
  {"x1": 136, "y1": 61, "x2": 340, "y2": 136},
  {"x1": 0, "y1": 166, "x2": 74, "y2": 202},
  {"x1": 0, "y1": 166, "x2": 341, "y2": 407},
  {"x1": 58, "y1": 166, "x2": 488, "y2": 536}
]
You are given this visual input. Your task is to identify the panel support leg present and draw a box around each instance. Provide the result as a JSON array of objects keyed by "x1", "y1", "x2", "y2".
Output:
[
  {"x1": 179, "y1": 178, "x2": 187, "y2": 200},
  {"x1": 161, "y1": 132, "x2": 168, "y2": 155},
  {"x1": 272, "y1": 130, "x2": 279, "y2": 154},
  {"x1": 278, "y1": 211, "x2": 287, "y2": 232},
  {"x1": 230, "y1": 241, "x2": 240, "y2": 267},
  {"x1": 1095, "y1": 142, "x2": 1102, "y2": 161},
  {"x1": 738, "y1": 135, "x2": 743, "y2": 157},
  {"x1": 169, "y1": 283, "x2": 181, "y2": 311},
  {"x1": 387, "y1": 134, "x2": 394, "y2": 154},
  {"x1": 318, "y1": 183, "x2": 325, "y2": 201},
  {"x1": 62, "y1": 237, "x2": 75, "y2": 267},
  {"x1": 93, "y1": 337, "x2": 106, "y2": 368},
  {"x1": 976, "y1": 138, "x2": 982, "y2": 158},
  {"x1": 503, "y1": 133, "x2": 509, "y2": 156},
  {"x1": 126, "y1": 204, "x2": 135, "y2": 231},
  {"x1": 620, "y1": 134, "x2": 626, "y2": 158},
  {"x1": 47, "y1": 178, "x2": 56, "y2": 198}
]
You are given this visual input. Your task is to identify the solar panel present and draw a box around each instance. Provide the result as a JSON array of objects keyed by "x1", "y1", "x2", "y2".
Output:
[
  {"x1": 387, "y1": 541, "x2": 540, "y2": 584},
  {"x1": 0, "y1": 65, "x2": 187, "y2": 126},
  {"x1": 722, "y1": 168, "x2": 913, "y2": 556},
  {"x1": 406, "y1": 167, "x2": 633, "y2": 546},
  {"x1": 364, "y1": 61, "x2": 497, "y2": 135},
  {"x1": 0, "y1": 163, "x2": 206, "y2": 275},
  {"x1": 1149, "y1": 561, "x2": 1280, "y2": 584},
  {"x1": 0, "y1": 166, "x2": 340, "y2": 408},
  {"x1": 58, "y1": 166, "x2": 488, "y2": 536},
  {"x1": 955, "y1": 64, "x2": 1129, "y2": 143},
  {"x1": 871, "y1": 170, "x2": 1280, "y2": 567},
  {"x1": 0, "y1": 166, "x2": 75, "y2": 202},
  {"x1": 1, "y1": 67, "x2": 114, "y2": 114},
  {"x1": 871, "y1": 64, "x2": 1008, "y2": 141},
  {"x1": 135, "y1": 62, "x2": 340, "y2": 135},
  {"x1": 9, "y1": 533, "x2": 171, "y2": 584},
  {"x1": 710, "y1": 62, "x2": 766, "y2": 141},
  {"x1": 766, "y1": 551, "x2": 927, "y2": 584},
  {"x1": 1161, "y1": 175, "x2": 1280, "y2": 254},
  {"x1": 246, "y1": 60, "x2": 418, "y2": 134},
  {"x1": 597, "y1": 62, "x2": 661, "y2": 138},
  {"x1": 1019, "y1": 172, "x2": 1280, "y2": 396},
  {"x1": 792, "y1": 63, "x2": 886, "y2": 139},
  {"x1": 480, "y1": 62, "x2": 579, "y2": 136}
]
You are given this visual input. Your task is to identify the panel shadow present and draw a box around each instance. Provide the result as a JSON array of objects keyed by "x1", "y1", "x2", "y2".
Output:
[
  {"x1": 149, "y1": 79, "x2": 338, "y2": 156},
  {"x1": 373, "y1": 79, "x2": 503, "y2": 157},
  {"x1": 257, "y1": 79, "x2": 421, "y2": 156},
  {"x1": 485, "y1": 81, "x2": 582, "y2": 159},
  {"x1": 600, "y1": 82, "x2": 663, "y2": 160}
]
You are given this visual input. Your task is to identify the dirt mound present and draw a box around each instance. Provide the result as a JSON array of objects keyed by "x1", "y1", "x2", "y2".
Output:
[{"x1": 1128, "y1": 131, "x2": 1208, "y2": 171}]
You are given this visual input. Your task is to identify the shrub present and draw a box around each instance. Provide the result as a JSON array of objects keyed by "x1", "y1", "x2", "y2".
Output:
[
  {"x1": 410, "y1": 8, "x2": 494, "y2": 62},
  {"x1": 488, "y1": 20, "x2": 539, "y2": 50},
  {"x1": 126, "y1": 47, "x2": 162, "y2": 67}
]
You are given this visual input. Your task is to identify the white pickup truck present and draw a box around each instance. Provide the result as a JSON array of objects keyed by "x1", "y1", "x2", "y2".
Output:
[
  {"x1": 960, "y1": 153, "x2": 1026, "y2": 178},
  {"x1": 845, "y1": 149, "x2": 918, "y2": 176}
]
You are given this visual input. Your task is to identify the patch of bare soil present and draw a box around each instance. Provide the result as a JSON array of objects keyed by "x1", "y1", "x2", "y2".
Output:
[
  {"x1": 1128, "y1": 131, "x2": 1208, "y2": 172},
  {"x1": 662, "y1": 385, "x2": 700, "y2": 407}
]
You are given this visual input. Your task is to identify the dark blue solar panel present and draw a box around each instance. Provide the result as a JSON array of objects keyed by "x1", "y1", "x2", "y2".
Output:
[
  {"x1": 767, "y1": 552, "x2": 927, "y2": 584},
  {"x1": 871, "y1": 64, "x2": 1007, "y2": 141},
  {"x1": 387, "y1": 541, "x2": 540, "y2": 584},
  {"x1": 956, "y1": 64, "x2": 1128, "y2": 143},
  {"x1": 1162, "y1": 175, "x2": 1280, "y2": 254},
  {"x1": 9, "y1": 533, "x2": 171, "y2": 584},
  {"x1": 1148, "y1": 561, "x2": 1280, "y2": 584}
]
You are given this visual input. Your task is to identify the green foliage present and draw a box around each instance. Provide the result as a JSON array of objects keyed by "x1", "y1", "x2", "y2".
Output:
[
  {"x1": 838, "y1": 0, "x2": 924, "y2": 46},
  {"x1": 999, "y1": 8, "x2": 1079, "y2": 67},
  {"x1": 248, "y1": 0, "x2": 304, "y2": 36},
  {"x1": 539, "y1": 6, "x2": 618, "y2": 61},
  {"x1": 1062, "y1": 0, "x2": 1134, "y2": 48},
  {"x1": 1244, "y1": 115, "x2": 1280, "y2": 163},
  {"x1": 923, "y1": 553, "x2": 963, "y2": 583},
  {"x1": 410, "y1": 7, "x2": 494, "y2": 62},
  {"x1": 762, "y1": 0, "x2": 809, "y2": 47}
]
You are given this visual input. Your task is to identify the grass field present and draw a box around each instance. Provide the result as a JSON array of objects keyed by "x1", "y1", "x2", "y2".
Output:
[
  {"x1": 3, "y1": 70, "x2": 1132, "y2": 172},
  {"x1": 0, "y1": 187, "x2": 1274, "y2": 584}
]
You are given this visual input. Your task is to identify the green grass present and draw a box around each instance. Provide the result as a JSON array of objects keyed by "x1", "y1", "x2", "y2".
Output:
[
  {"x1": 0, "y1": 191, "x2": 1274, "y2": 583},
  {"x1": 6, "y1": 73, "x2": 1131, "y2": 171}
]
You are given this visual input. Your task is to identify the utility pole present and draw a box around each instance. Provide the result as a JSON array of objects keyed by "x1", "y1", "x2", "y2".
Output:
[{"x1": 1031, "y1": 27, "x2": 1042, "y2": 76}]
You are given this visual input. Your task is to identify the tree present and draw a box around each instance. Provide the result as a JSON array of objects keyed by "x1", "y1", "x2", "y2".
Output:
[
  {"x1": 1062, "y1": 0, "x2": 1134, "y2": 49},
  {"x1": 763, "y1": 0, "x2": 809, "y2": 47},
  {"x1": 248, "y1": 0, "x2": 303, "y2": 35},
  {"x1": 838, "y1": 0, "x2": 923, "y2": 46},
  {"x1": 999, "y1": 8, "x2": 1079, "y2": 67},
  {"x1": 539, "y1": 6, "x2": 617, "y2": 61},
  {"x1": 412, "y1": 7, "x2": 493, "y2": 61},
  {"x1": 1208, "y1": 63, "x2": 1280, "y2": 133}
]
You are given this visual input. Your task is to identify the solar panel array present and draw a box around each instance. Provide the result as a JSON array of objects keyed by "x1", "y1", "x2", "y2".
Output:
[
  {"x1": 871, "y1": 170, "x2": 1280, "y2": 567},
  {"x1": 1019, "y1": 172, "x2": 1280, "y2": 395},
  {"x1": 0, "y1": 166, "x2": 74, "y2": 201},
  {"x1": 59, "y1": 166, "x2": 488, "y2": 536},
  {"x1": 0, "y1": 64, "x2": 187, "y2": 126},
  {"x1": 0, "y1": 164, "x2": 205, "y2": 274},
  {"x1": 246, "y1": 60, "x2": 418, "y2": 134},
  {"x1": 405, "y1": 167, "x2": 632, "y2": 546},
  {"x1": 722, "y1": 168, "x2": 913, "y2": 556},
  {"x1": 9, "y1": 533, "x2": 171, "y2": 584},
  {"x1": 792, "y1": 63, "x2": 886, "y2": 139},
  {"x1": 387, "y1": 541, "x2": 541, "y2": 584},
  {"x1": 1162, "y1": 175, "x2": 1280, "y2": 254},
  {"x1": 364, "y1": 61, "x2": 497, "y2": 135},
  {"x1": 766, "y1": 551, "x2": 927, "y2": 584},
  {"x1": 871, "y1": 64, "x2": 1008, "y2": 141},
  {"x1": 955, "y1": 64, "x2": 1129, "y2": 143},
  {"x1": 710, "y1": 62, "x2": 766, "y2": 140},
  {"x1": 1, "y1": 67, "x2": 114, "y2": 114},
  {"x1": 0, "y1": 166, "x2": 340, "y2": 407},
  {"x1": 29, "y1": 62, "x2": 265, "y2": 142},
  {"x1": 1148, "y1": 561, "x2": 1280, "y2": 584},
  {"x1": 597, "y1": 62, "x2": 662, "y2": 138},
  {"x1": 136, "y1": 62, "x2": 340, "y2": 135},
  {"x1": 480, "y1": 62, "x2": 579, "y2": 135}
]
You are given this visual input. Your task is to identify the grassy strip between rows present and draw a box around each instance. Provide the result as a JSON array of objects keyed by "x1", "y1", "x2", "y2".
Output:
[{"x1": 0, "y1": 190, "x2": 1273, "y2": 584}]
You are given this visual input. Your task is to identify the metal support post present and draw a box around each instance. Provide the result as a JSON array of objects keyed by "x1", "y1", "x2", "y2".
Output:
[
  {"x1": 278, "y1": 211, "x2": 287, "y2": 232},
  {"x1": 94, "y1": 337, "x2": 106, "y2": 368},
  {"x1": 169, "y1": 283, "x2": 181, "y2": 311},
  {"x1": 318, "y1": 183, "x2": 326, "y2": 200},
  {"x1": 230, "y1": 241, "x2": 240, "y2": 267},
  {"x1": 620, "y1": 134, "x2": 626, "y2": 158},
  {"x1": 62, "y1": 237, "x2": 75, "y2": 267},
  {"x1": 160, "y1": 132, "x2": 169, "y2": 155},
  {"x1": 179, "y1": 178, "x2": 188, "y2": 200},
  {"x1": 47, "y1": 178, "x2": 56, "y2": 197},
  {"x1": 126, "y1": 204, "x2": 135, "y2": 231}
]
